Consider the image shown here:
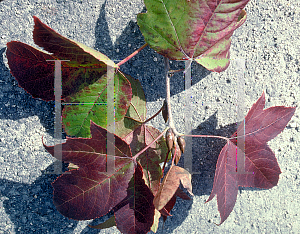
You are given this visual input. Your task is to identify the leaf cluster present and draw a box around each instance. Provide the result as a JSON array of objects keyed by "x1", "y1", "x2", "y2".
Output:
[{"x1": 5, "y1": 1, "x2": 296, "y2": 233}]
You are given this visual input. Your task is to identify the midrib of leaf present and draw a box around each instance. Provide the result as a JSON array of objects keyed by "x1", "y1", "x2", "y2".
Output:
[
  {"x1": 75, "y1": 76, "x2": 113, "y2": 135},
  {"x1": 130, "y1": 102, "x2": 143, "y2": 122},
  {"x1": 191, "y1": 0, "x2": 228, "y2": 59},
  {"x1": 161, "y1": 0, "x2": 188, "y2": 58},
  {"x1": 164, "y1": 0, "x2": 188, "y2": 58},
  {"x1": 147, "y1": 0, "x2": 188, "y2": 59},
  {"x1": 235, "y1": 109, "x2": 293, "y2": 143},
  {"x1": 59, "y1": 162, "x2": 132, "y2": 205}
]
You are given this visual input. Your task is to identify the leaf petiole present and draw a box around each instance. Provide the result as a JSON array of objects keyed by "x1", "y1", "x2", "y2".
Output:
[
  {"x1": 184, "y1": 134, "x2": 229, "y2": 141},
  {"x1": 123, "y1": 103, "x2": 163, "y2": 124},
  {"x1": 133, "y1": 127, "x2": 169, "y2": 160},
  {"x1": 116, "y1": 43, "x2": 148, "y2": 67},
  {"x1": 143, "y1": 104, "x2": 164, "y2": 124}
]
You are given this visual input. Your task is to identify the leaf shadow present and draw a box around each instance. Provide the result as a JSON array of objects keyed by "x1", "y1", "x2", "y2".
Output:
[
  {"x1": 0, "y1": 163, "x2": 77, "y2": 233},
  {"x1": 189, "y1": 112, "x2": 237, "y2": 197},
  {"x1": 0, "y1": 162, "x2": 118, "y2": 233}
]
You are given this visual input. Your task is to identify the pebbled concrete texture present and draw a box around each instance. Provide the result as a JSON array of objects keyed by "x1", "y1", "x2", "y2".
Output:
[{"x1": 0, "y1": 0, "x2": 299, "y2": 233}]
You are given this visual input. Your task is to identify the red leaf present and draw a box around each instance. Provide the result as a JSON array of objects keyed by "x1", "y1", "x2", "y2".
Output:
[
  {"x1": 114, "y1": 162, "x2": 155, "y2": 234},
  {"x1": 137, "y1": 0, "x2": 250, "y2": 72},
  {"x1": 6, "y1": 16, "x2": 117, "y2": 101},
  {"x1": 6, "y1": 41, "x2": 56, "y2": 101},
  {"x1": 42, "y1": 120, "x2": 135, "y2": 220},
  {"x1": 206, "y1": 92, "x2": 296, "y2": 225},
  {"x1": 154, "y1": 165, "x2": 193, "y2": 211}
]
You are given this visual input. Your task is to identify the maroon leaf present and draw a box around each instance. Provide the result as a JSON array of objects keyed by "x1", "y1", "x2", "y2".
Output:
[
  {"x1": 154, "y1": 165, "x2": 193, "y2": 211},
  {"x1": 6, "y1": 16, "x2": 117, "y2": 101},
  {"x1": 114, "y1": 162, "x2": 155, "y2": 234},
  {"x1": 206, "y1": 92, "x2": 296, "y2": 225},
  {"x1": 161, "y1": 194, "x2": 176, "y2": 223},
  {"x1": 42, "y1": 120, "x2": 135, "y2": 220},
  {"x1": 175, "y1": 187, "x2": 191, "y2": 201},
  {"x1": 6, "y1": 41, "x2": 56, "y2": 101},
  {"x1": 205, "y1": 141, "x2": 238, "y2": 225}
]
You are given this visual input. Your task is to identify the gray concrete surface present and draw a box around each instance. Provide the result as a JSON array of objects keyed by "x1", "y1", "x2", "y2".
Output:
[{"x1": 0, "y1": 0, "x2": 299, "y2": 233}]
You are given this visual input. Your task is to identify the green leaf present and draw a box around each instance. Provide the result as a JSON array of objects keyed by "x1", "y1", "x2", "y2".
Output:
[
  {"x1": 108, "y1": 73, "x2": 147, "y2": 139},
  {"x1": 137, "y1": 0, "x2": 249, "y2": 72},
  {"x1": 62, "y1": 70, "x2": 132, "y2": 138}
]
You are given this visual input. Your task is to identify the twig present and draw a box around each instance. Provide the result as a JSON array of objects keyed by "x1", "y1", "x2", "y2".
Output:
[{"x1": 164, "y1": 57, "x2": 181, "y2": 136}]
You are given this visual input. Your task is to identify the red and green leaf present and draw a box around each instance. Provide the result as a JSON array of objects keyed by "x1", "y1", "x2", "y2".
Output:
[
  {"x1": 206, "y1": 92, "x2": 296, "y2": 225},
  {"x1": 108, "y1": 73, "x2": 147, "y2": 139},
  {"x1": 32, "y1": 16, "x2": 117, "y2": 68},
  {"x1": 62, "y1": 70, "x2": 132, "y2": 138},
  {"x1": 137, "y1": 0, "x2": 249, "y2": 72},
  {"x1": 42, "y1": 121, "x2": 135, "y2": 220}
]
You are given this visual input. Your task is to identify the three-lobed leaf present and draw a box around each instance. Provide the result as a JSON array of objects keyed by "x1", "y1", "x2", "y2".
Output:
[
  {"x1": 137, "y1": 0, "x2": 250, "y2": 72},
  {"x1": 43, "y1": 121, "x2": 135, "y2": 220},
  {"x1": 206, "y1": 92, "x2": 296, "y2": 225}
]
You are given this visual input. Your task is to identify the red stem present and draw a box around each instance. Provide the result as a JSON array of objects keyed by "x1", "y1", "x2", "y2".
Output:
[
  {"x1": 143, "y1": 105, "x2": 163, "y2": 124},
  {"x1": 184, "y1": 134, "x2": 229, "y2": 141},
  {"x1": 117, "y1": 43, "x2": 148, "y2": 67}
]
